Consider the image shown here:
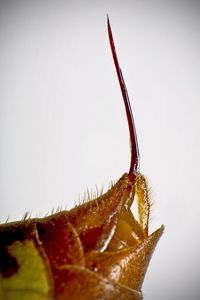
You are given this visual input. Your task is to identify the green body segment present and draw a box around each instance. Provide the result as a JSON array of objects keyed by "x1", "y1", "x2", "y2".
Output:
[{"x1": 0, "y1": 239, "x2": 53, "y2": 300}]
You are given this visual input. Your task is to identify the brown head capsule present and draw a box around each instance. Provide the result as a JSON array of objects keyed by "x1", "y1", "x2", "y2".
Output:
[{"x1": 0, "y1": 17, "x2": 164, "y2": 300}]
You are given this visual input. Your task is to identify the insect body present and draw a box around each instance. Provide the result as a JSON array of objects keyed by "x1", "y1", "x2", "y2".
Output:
[{"x1": 0, "y1": 17, "x2": 163, "y2": 300}]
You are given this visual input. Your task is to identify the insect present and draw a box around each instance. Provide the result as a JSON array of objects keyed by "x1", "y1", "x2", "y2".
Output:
[{"x1": 0, "y1": 17, "x2": 163, "y2": 300}]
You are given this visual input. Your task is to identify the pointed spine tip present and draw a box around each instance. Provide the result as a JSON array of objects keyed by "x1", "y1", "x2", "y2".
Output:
[{"x1": 107, "y1": 17, "x2": 140, "y2": 179}]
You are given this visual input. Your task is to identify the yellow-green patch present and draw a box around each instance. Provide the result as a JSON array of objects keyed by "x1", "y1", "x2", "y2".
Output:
[{"x1": 0, "y1": 240, "x2": 53, "y2": 300}]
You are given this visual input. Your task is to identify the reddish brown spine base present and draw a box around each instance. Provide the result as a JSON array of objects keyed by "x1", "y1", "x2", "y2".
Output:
[{"x1": 0, "y1": 176, "x2": 164, "y2": 299}]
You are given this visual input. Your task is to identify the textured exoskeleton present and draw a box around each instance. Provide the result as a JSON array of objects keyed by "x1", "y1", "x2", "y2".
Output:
[{"x1": 0, "y1": 17, "x2": 163, "y2": 300}]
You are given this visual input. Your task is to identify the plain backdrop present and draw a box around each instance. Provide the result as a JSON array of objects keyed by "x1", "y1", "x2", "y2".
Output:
[{"x1": 0, "y1": 1, "x2": 200, "y2": 299}]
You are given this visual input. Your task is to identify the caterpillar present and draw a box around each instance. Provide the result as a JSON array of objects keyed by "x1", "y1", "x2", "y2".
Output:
[{"x1": 0, "y1": 17, "x2": 164, "y2": 300}]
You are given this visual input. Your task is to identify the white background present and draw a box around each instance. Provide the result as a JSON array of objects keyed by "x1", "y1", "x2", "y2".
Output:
[{"x1": 0, "y1": 1, "x2": 200, "y2": 299}]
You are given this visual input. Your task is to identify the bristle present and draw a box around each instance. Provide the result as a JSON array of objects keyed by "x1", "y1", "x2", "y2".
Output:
[
  {"x1": 5, "y1": 216, "x2": 10, "y2": 224},
  {"x1": 22, "y1": 211, "x2": 31, "y2": 221}
]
